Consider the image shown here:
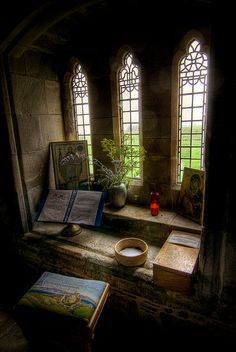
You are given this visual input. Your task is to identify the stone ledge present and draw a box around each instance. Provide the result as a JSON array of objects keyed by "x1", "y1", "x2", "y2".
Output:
[
  {"x1": 103, "y1": 203, "x2": 201, "y2": 235},
  {"x1": 17, "y1": 216, "x2": 199, "y2": 306},
  {"x1": 20, "y1": 224, "x2": 160, "y2": 276},
  {"x1": 16, "y1": 221, "x2": 236, "y2": 338},
  {"x1": 16, "y1": 204, "x2": 205, "y2": 323},
  {"x1": 17, "y1": 228, "x2": 194, "y2": 306},
  {"x1": 20, "y1": 203, "x2": 201, "y2": 301}
]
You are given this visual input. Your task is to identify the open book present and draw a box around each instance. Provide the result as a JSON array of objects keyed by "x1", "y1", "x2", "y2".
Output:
[{"x1": 36, "y1": 189, "x2": 105, "y2": 227}]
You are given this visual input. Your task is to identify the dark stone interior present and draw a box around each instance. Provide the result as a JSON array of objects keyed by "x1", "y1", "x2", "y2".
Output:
[{"x1": 0, "y1": 0, "x2": 235, "y2": 349}]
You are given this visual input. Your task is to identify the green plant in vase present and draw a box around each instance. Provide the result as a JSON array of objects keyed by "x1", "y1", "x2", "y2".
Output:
[{"x1": 93, "y1": 135, "x2": 146, "y2": 207}]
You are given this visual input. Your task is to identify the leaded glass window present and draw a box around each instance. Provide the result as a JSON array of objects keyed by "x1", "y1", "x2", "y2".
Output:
[
  {"x1": 72, "y1": 64, "x2": 93, "y2": 175},
  {"x1": 118, "y1": 52, "x2": 142, "y2": 179},
  {"x1": 177, "y1": 39, "x2": 208, "y2": 182}
]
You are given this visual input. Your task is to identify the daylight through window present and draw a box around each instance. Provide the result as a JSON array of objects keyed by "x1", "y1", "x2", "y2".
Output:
[
  {"x1": 72, "y1": 64, "x2": 94, "y2": 175},
  {"x1": 118, "y1": 52, "x2": 142, "y2": 179},
  {"x1": 177, "y1": 39, "x2": 208, "y2": 182}
]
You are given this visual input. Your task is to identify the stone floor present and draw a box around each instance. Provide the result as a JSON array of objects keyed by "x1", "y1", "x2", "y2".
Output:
[
  {"x1": 0, "y1": 303, "x2": 164, "y2": 352},
  {"x1": 1, "y1": 302, "x2": 235, "y2": 352},
  {"x1": 0, "y1": 309, "x2": 29, "y2": 352}
]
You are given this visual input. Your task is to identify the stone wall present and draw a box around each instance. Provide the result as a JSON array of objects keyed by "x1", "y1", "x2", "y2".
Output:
[
  {"x1": 1, "y1": 0, "x2": 235, "y2": 339},
  {"x1": 8, "y1": 51, "x2": 65, "y2": 225},
  {"x1": 3, "y1": 1, "x2": 213, "y2": 226}
]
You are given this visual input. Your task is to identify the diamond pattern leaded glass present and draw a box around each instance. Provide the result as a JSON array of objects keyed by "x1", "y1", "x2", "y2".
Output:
[
  {"x1": 118, "y1": 53, "x2": 141, "y2": 178},
  {"x1": 72, "y1": 64, "x2": 93, "y2": 175},
  {"x1": 178, "y1": 40, "x2": 208, "y2": 182}
]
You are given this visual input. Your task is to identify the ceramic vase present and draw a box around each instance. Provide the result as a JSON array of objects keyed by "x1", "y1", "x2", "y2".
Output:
[{"x1": 108, "y1": 183, "x2": 127, "y2": 208}]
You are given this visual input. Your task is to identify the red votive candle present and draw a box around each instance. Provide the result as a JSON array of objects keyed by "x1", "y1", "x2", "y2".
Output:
[{"x1": 150, "y1": 191, "x2": 160, "y2": 216}]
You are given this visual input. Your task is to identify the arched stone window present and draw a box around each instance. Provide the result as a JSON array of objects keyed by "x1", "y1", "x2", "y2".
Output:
[
  {"x1": 71, "y1": 63, "x2": 94, "y2": 175},
  {"x1": 112, "y1": 49, "x2": 143, "y2": 183},
  {"x1": 172, "y1": 34, "x2": 209, "y2": 185}
]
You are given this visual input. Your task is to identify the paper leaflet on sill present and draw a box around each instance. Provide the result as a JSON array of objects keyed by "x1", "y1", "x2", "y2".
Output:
[{"x1": 167, "y1": 231, "x2": 201, "y2": 249}]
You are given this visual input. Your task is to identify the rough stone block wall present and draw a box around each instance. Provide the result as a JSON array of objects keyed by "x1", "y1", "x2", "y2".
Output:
[{"x1": 9, "y1": 51, "x2": 65, "y2": 222}]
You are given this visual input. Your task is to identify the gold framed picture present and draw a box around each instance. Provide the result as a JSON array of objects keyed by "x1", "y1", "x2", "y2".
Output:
[
  {"x1": 50, "y1": 141, "x2": 90, "y2": 190},
  {"x1": 177, "y1": 167, "x2": 205, "y2": 224}
]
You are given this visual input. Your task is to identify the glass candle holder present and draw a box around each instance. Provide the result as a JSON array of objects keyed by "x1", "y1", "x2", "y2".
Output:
[{"x1": 150, "y1": 191, "x2": 160, "y2": 216}]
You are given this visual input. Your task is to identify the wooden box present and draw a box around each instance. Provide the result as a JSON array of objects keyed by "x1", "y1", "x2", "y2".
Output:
[{"x1": 153, "y1": 231, "x2": 201, "y2": 295}]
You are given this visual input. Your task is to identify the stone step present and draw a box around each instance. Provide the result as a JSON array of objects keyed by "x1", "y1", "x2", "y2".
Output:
[
  {"x1": 31, "y1": 221, "x2": 160, "y2": 269},
  {"x1": 102, "y1": 203, "x2": 201, "y2": 247},
  {"x1": 17, "y1": 203, "x2": 203, "y2": 315},
  {"x1": 31, "y1": 203, "x2": 201, "y2": 251}
]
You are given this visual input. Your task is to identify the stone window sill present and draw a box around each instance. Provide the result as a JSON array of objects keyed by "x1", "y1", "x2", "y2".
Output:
[{"x1": 17, "y1": 204, "x2": 201, "y2": 306}]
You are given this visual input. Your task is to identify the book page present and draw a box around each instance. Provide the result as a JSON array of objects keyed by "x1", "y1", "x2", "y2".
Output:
[
  {"x1": 37, "y1": 189, "x2": 72, "y2": 223},
  {"x1": 67, "y1": 190, "x2": 102, "y2": 226}
]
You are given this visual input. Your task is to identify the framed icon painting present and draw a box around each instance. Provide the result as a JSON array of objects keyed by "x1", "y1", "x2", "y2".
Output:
[
  {"x1": 177, "y1": 167, "x2": 205, "y2": 224},
  {"x1": 50, "y1": 140, "x2": 90, "y2": 190}
]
